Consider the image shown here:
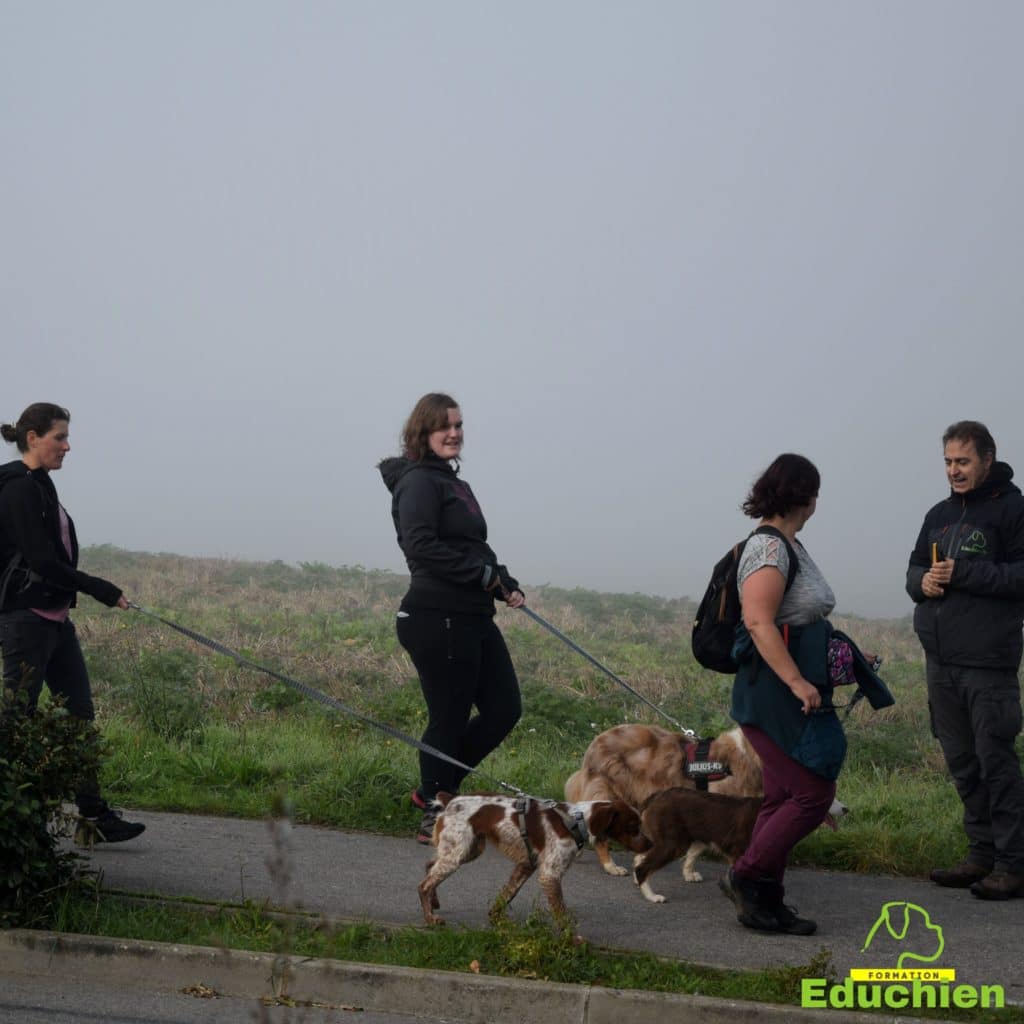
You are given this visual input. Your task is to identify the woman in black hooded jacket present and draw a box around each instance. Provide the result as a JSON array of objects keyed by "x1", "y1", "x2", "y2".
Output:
[
  {"x1": 0, "y1": 402, "x2": 145, "y2": 843},
  {"x1": 379, "y1": 393, "x2": 523, "y2": 842}
]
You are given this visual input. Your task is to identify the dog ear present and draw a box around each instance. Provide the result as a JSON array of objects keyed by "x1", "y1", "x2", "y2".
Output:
[
  {"x1": 587, "y1": 802, "x2": 615, "y2": 837},
  {"x1": 435, "y1": 792, "x2": 455, "y2": 807}
]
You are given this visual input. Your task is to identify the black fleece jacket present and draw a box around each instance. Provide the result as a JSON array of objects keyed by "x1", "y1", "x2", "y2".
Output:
[
  {"x1": 379, "y1": 455, "x2": 518, "y2": 615},
  {"x1": 906, "y1": 461, "x2": 1024, "y2": 669},
  {"x1": 0, "y1": 460, "x2": 122, "y2": 612}
]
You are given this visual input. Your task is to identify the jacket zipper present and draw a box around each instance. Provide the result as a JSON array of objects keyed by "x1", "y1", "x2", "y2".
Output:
[{"x1": 933, "y1": 496, "x2": 968, "y2": 661}]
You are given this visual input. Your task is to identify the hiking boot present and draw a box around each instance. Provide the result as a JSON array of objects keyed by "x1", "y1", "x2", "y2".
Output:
[
  {"x1": 970, "y1": 870, "x2": 1024, "y2": 901},
  {"x1": 930, "y1": 860, "x2": 991, "y2": 888},
  {"x1": 75, "y1": 807, "x2": 146, "y2": 847},
  {"x1": 718, "y1": 869, "x2": 780, "y2": 932},
  {"x1": 758, "y1": 879, "x2": 817, "y2": 936},
  {"x1": 416, "y1": 807, "x2": 439, "y2": 845}
]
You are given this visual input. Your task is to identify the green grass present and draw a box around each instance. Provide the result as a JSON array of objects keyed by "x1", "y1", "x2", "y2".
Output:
[{"x1": 50, "y1": 892, "x2": 1022, "y2": 1022}]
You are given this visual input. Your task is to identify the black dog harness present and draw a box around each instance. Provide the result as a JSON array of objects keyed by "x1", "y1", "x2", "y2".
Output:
[
  {"x1": 514, "y1": 797, "x2": 589, "y2": 867},
  {"x1": 684, "y1": 738, "x2": 731, "y2": 792}
]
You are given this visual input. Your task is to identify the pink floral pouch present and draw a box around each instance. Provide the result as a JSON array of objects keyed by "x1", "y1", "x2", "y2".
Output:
[{"x1": 827, "y1": 636, "x2": 857, "y2": 686}]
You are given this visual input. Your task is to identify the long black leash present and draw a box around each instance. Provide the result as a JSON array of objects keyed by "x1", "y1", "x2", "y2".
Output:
[
  {"x1": 517, "y1": 604, "x2": 696, "y2": 737},
  {"x1": 127, "y1": 603, "x2": 528, "y2": 798}
]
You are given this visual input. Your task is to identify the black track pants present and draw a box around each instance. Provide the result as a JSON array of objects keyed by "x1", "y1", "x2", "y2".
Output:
[
  {"x1": 0, "y1": 611, "x2": 104, "y2": 814},
  {"x1": 396, "y1": 609, "x2": 521, "y2": 800}
]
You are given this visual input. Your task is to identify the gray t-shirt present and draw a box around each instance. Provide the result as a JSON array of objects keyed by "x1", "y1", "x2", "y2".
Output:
[{"x1": 737, "y1": 532, "x2": 835, "y2": 626}]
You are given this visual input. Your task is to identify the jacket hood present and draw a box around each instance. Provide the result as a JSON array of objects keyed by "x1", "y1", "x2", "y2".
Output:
[
  {"x1": 378, "y1": 454, "x2": 457, "y2": 494},
  {"x1": 378, "y1": 456, "x2": 411, "y2": 494},
  {"x1": 0, "y1": 459, "x2": 30, "y2": 489},
  {"x1": 0, "y1": 461, "x2": 58, "y2": 505},
  {"x1": 955, "y1": 460, "x2": 1020, "y2": 500}
]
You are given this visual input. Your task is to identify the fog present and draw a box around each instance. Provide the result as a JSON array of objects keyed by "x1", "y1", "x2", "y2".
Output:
[{"x1": 4, "y1": 2, "x2": 1023, "y2": 618}]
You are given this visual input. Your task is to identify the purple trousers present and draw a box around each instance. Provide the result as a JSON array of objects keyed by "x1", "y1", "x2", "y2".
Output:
[{"x1": 732, "y1": 724, "x2": 836, "y2": 884}]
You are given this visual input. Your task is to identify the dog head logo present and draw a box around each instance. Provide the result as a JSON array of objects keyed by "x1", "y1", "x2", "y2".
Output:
[{"x1": 861, "y1": 901, "x2": 945, "y2": 969}]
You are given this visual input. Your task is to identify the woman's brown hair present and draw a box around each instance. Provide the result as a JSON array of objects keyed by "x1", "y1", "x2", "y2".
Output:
[
  {"x1": 401, "y1": 393, "x2": 459, "y2": 461},
  {"x1": 742, "y1": 453, "x2": 820, "y2": 519},
  {"x1": 0, "y1": 403, "x2": 71, "y2": 453}
]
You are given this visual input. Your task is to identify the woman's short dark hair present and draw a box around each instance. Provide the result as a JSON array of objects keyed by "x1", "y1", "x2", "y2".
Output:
[
  {"x1": 401, "y1": 393, "x2": 458, "y2": 461},
  {"x1": 942, "y1": 420, "x2": 996, "y2": 461},
  {"x1": 742, "y1": 453, "x2": 820, "y2": 519},
  {"x1": 0, "y1": 403, "x2": 71, "y2": 453}
]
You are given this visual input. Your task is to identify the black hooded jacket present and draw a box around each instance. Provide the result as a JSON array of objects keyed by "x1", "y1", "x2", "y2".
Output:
[
  {"x1": 906, "y1": 461, "x2": 1024, "y2": 669},
  {"x1": 379, "y1": 455, "x2": 517, "y2": 615},
  {"x1": 0, "y1": 460, "x2": 122, "y2": 612}
]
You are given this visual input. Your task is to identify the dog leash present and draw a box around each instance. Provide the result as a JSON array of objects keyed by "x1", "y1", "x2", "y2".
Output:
[
  {"x1": 127, "y1": 603, "x2": 530, "y2": 798},
  {"x1": 518, "y1": 604, "x2": 696, "y2": 738}
]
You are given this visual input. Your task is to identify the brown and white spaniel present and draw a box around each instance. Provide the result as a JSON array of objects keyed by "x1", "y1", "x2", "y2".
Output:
[{"x1": 418, "y1": 792, "x2": 651, "y2": 925}]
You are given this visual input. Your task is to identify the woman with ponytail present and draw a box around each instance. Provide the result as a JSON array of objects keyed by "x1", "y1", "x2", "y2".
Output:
[{"x1": 0, "y1": 403, "x2": 145, "y2": 843}]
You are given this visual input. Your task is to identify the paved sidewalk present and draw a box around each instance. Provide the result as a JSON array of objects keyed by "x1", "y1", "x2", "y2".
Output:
[{"x1": 64, "y1": 810, "x2": 1021, "y2": 1000}]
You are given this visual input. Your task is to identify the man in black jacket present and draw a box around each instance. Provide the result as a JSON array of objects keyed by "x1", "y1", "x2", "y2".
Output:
[{"x1": 906, "y1": 421, "x2": 1024, "y2": 900}]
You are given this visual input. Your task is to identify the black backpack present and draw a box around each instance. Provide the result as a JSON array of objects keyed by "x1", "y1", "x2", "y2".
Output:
[{"x1": 691, "y1": 526, "x2": 799, "y2": 673}]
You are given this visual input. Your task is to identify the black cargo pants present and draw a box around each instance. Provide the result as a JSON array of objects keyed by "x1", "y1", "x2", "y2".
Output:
[{"x1": 926, "y1": 658, "x2": 1024, "y2": 874}]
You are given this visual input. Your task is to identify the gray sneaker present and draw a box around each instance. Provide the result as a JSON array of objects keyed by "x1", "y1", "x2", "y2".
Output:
[{"x1": 416, "y1": 808, "x2": 438, "y2": 845}]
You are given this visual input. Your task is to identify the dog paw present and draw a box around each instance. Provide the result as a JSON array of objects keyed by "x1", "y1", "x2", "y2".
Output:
[
  {"x1": 640, "y1": 882, "x2": 666, "y2": 903},
  {"x1": 603, "y1": 863, "x2": 628, "y2": 877},
  {"x1": 683, "y1": 871, "x2": 704, "y2": 883}
]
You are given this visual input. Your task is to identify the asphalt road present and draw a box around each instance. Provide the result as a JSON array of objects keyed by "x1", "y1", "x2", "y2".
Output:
[{"x1": 72, "y1": 809, "x2": 1023, "y2": 1000}]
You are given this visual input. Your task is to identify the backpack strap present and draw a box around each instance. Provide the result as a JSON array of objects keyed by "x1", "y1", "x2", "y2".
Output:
[{"x1": 742, "y1": 527, "x2": 799, "y2": 684}]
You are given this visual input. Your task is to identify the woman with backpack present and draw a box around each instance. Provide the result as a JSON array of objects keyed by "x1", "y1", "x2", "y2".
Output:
[
  {"x1": 0, "y1": 403, "x2": 145, "y2": 843},
  {"x1": 379, "y1": 393, "x2": 524, "y2": 843},
  {"x1": 717, "y1": 453, "x2": 843, "y2": 936}
]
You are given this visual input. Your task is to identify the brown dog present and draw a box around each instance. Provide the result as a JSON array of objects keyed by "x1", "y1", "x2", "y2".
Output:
[
  {"x1": 633, "y1": 788, "x2": 762, "y2": 902},
  {"x1": 565, "y1": 723, "x2": 846, "y2": 876},
  {"x1": 418, "y1": 792, "x2": 651, "y2": 925},
  {"x1": 565, "y1": 723, "x2": 763, "y2": 875}
]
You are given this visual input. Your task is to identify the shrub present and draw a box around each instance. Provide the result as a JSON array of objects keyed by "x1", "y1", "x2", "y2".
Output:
[
  {"x1": 0, "y1": 690, "x2": 104, "y2": 927},
  {"x1": 124, "y1": 649, "x2": 206, "y2": 743}
]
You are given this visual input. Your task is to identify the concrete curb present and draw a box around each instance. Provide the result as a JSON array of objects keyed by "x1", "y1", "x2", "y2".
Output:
[{"x1": 0, "y1": 929, "x2": 961, "y2": 1024}]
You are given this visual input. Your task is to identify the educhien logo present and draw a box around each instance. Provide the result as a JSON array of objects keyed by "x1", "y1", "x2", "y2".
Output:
[{"x1": 801, "y1": 901, "x2": 1004, "y2": 1011}]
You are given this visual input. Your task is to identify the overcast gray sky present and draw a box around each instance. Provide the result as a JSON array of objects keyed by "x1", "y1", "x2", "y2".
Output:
[{"x1": 3, "y1": 2, "x2": 1022, "y2": 618}]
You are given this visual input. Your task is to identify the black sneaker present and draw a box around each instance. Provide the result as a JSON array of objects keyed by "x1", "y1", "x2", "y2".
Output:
[
  {"x1": 75, "y1": 808, "x2": 146, "y2": 847},
  {"x1": 416, "y1": 807, "x2": 438, "y2": 845}
]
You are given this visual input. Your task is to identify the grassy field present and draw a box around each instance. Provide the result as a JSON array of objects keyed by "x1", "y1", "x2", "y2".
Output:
[{"x1": 70, "y1": 544, "x2": 993, "y2": 879}]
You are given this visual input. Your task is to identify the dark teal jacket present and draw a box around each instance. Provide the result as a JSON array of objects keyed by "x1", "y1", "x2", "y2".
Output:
[{"x1": 729, "y1": 620, "x2": 894, "y2": 780}]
